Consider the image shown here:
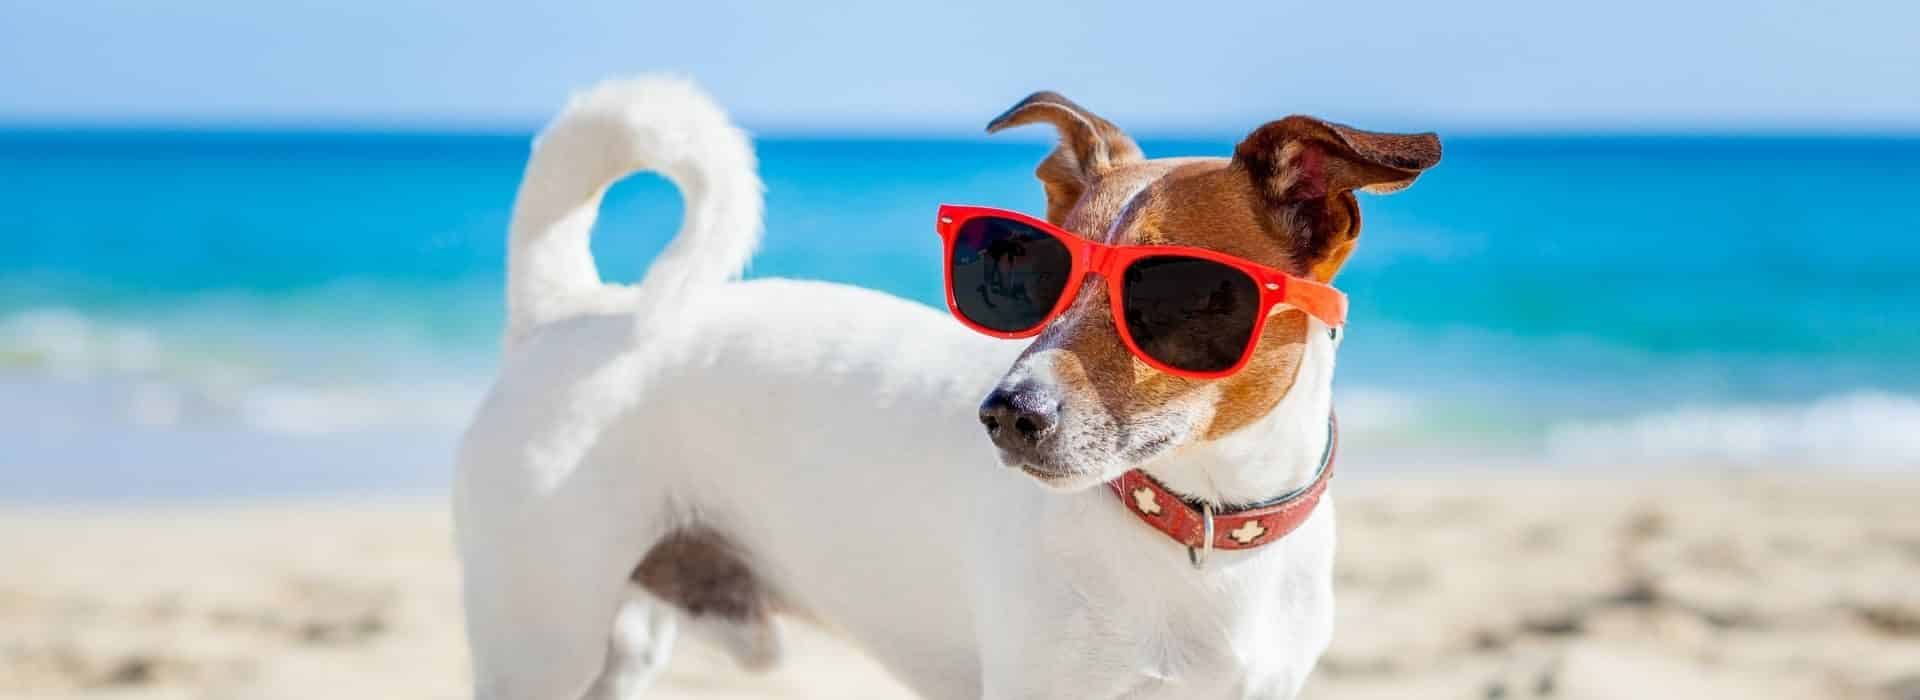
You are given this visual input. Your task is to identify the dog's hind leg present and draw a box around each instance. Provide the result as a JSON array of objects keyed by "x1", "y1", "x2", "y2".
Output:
[
  {"x1": 456, "y1": 459, "x2": 670, "y2": 700},
  {"x1": 459, "y1": 512, "x2": 649, "y2": 700},
  {"x1": 632, "y1": 526, "x2": 785, "y2": 670},
  {"x1": 582, "y1": 590, "x2": 679, "y2": 700}
]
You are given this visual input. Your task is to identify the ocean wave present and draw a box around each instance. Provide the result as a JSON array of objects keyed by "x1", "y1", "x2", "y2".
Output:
[
  {"x1": 233, "y1": 381, "x2": 479, "y2": 436},
  {"x1": 1546, "y1": 391, "x2": 1920, "y2": 469},
  {"x1": 0, "y1": 307, "x2": 167, "y2": 378},
  {"x1": 0, "y1": 370, "x2": 483, "y2": 438},
  {"x1": 8, "y1": 306, "x2": 1918, "y2": 470},
  {"x1": 0, "y1": 306, "x2": 485, "y2": 437},
  {"x1": 1333, "y1": 387, "x2": 1428, "y2": 435}
]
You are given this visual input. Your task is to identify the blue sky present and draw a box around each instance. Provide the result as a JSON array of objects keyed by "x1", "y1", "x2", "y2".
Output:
[{"x1": 3, "y1": 0, "x2": 1916, "y2": 133}]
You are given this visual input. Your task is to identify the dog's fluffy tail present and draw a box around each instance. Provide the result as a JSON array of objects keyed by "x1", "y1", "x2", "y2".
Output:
[{"x1": 505, "y1": 75, "x2": 762, "y2": 346}]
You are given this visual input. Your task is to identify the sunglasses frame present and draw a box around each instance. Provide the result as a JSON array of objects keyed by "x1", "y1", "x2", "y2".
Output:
[{"x1": 936, "y1": 204, "x2": 1348, "y2": 379}]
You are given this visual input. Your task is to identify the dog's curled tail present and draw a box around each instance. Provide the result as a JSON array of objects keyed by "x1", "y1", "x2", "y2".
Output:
[{"x1": 505, "y1": 75, "x2": 762, "y2": 346}]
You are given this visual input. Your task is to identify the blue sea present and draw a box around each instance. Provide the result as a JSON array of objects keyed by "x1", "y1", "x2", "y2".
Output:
[{"x1": 4, "y1": 130, "x2": 1917, "y2": 501}]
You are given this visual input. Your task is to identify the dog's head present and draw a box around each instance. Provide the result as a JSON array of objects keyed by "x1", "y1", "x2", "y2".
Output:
[{"x1": 977, "y1": 92, "x2": 1439, "y2": 490}]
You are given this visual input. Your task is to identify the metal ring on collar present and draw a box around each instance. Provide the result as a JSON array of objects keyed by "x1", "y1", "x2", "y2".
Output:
[{"x1": 1188, "y1": 502, "x2": 1215, "y2": 569}]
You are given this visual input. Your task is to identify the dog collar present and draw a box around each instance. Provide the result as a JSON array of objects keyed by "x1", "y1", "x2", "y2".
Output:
[{"x1": 1107, "y1": 414, "x2": 1336, "y2": 568}]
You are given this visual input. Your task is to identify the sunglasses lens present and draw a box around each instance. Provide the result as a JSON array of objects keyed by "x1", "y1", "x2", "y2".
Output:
[
  {"x1": 949, "y1": 216, "x2": 1073, "y2": 333},
  {"x1": 1121, "y1": 256, "x2": 1261, "y2": 374}
]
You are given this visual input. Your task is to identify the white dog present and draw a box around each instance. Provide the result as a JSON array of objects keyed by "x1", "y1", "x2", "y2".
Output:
[{"x1": 454, "y1": 76, "x2": 1438, "y2": 699}]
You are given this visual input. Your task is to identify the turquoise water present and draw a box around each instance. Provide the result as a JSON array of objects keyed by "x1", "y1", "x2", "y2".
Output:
[{"x1": 3, "y1": 130, "x2": 1917, "y2": 500}]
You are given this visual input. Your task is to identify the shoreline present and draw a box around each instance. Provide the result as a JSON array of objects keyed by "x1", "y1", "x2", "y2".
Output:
[{"x1": 4, "y1": 475, "x2": 1916, "y2": 698}]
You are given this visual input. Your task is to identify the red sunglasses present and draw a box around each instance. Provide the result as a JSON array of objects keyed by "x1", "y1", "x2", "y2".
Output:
[{"x1": 936, "y1": 204, "x2": 1347, "y2": 379}]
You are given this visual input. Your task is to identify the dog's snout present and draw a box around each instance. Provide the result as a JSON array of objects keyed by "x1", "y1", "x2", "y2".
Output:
[{"x1": 979, "y1": 387, "x2": 1060, "y2": 448}]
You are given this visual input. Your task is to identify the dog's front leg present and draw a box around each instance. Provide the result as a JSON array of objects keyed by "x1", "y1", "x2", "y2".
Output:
[
  {"x1": 979, "y1": 623, "x2": 1168, "y2": 700},
  {"x1": 973, "y1": 554, "x2": 1148, "y2": 700}
]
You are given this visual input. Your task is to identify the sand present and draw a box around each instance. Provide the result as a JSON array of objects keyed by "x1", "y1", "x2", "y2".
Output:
[{"x1": 3, "y1": 476, "x2": 1916, "y2": 699}]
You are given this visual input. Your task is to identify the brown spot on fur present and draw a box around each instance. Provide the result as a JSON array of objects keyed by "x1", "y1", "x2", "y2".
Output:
[
  {"x1": 1130, "y1": 167, "x2": 1321, "y2": 436},
  {"x1": 1307, "y1": 193, "x2": 1362, "y2": 282},
  {"x1": 985, "y1": 94, "x2": 1439, "y2": 453},
  {"x1": 987, "y1": 91, "x2": 1145, "y2": 226},
  {"x1": 1134, "y1": 164, "x2": 1293, "y2": 264},
  {"x1": 1058, "y1": 160, "x2": 1176, "y2": 239},
  {"x1": 1040, "y1": 283, "x2": 1162, "y2": 415},
  {"x1": 633, "y1": 527, "x2": 772, "y2": 624},
  {"x1": 1206, "y1": 310, "x2": 1309, "y2": 438},
  {"x1": 1007, "y1": 160, "x2": 1324, "y2": 448},
  {"x1": 1236, "y1": 116, "x2": 1441, "y2": 201},
  {"x1": 1235, "y1": 118, "x2": 1440, "y2": 277}
]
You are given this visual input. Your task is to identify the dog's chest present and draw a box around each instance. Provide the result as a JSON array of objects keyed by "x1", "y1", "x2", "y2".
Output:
[
  {"x1": 1014, "y1": 561, "x2": 1327, "y2": 695},
  {"x1": 1060, "y1": 586, "x2": 1314, "y2": 697},
  {"x1": 1008, "y1": 498, "x2": 1337, "y2": 698}
]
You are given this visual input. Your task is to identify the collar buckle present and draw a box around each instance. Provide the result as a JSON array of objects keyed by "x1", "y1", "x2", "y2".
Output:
[{"x1": 1188, "y1": 502, "x2": 1215, "y2": 569}]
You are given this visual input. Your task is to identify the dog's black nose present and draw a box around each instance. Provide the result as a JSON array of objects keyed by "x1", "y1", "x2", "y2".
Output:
[{"x1": 979, "y1": 387, "x2": 1059, "y2": 448}]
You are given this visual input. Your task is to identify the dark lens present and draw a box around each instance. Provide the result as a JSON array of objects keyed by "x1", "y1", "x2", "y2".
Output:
[
  {"x1": 949, "y1": 216, "x2": 1072, "y2": 333},
  {"x1": 1121, "y1": 256, "x2": 1260, "y2": 373}
]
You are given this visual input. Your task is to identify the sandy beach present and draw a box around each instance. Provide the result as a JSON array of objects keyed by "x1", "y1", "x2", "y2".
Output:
[{"x1": 4, "y1": 475, "x2": 1916, "y2": 700}]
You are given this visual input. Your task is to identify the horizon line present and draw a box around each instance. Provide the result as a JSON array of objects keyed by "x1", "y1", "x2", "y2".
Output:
[{"x1": 3, "y1": 121, "x2": 1920, "y2": 142}]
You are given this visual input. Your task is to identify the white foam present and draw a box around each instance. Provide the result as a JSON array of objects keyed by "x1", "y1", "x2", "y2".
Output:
[
  {"x1": 1546, "y1": 391, "x2": 1920, "y2": 469},
  {"x1": 0, "y1": 308, "x2": 163, "y2": 379},
  {"x1": 1334, "y1": 386, "x2": 1426, "y2": 435},
  {"x1": 8, "y1": 306, "x2": 1918, "y2": 471},
  {"x1": 0, "y1": 306, "x2": 486, "y2": 438},
  {"x1": 238, "y1": 381, "x2": 479, "y2": 436}
]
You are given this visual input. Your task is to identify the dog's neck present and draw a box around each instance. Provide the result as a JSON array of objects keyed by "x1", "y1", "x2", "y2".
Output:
[{"x1": 1141, "y1": 319, "x2": 1338, "y2": 508}]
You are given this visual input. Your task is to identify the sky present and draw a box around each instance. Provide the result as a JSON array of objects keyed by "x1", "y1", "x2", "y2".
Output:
[{"x1": 3, "y1": 0, "x2": 1917, "y2": 134}]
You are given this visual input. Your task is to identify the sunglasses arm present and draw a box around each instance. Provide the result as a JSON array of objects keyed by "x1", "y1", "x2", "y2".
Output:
[{"x1": 1274, "y1": 276, "x2": 1349, "y2": 328}]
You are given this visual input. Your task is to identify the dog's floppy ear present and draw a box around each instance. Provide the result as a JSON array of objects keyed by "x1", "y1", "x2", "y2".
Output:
[
  {"x1": 987, "y1": 92, "x2": 1144, "y2": 226},
  {"x1": 1233, "y1": 116, "x2": 1440, "y2": 281}
]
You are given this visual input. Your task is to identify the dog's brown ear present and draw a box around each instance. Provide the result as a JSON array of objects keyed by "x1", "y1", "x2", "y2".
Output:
[
  {"x1": 1233, "y1": 116, "x2": 1440, "y2": 280},
  {"x1": 987, "y1": 92, "x2": 1144, "y2": 226}
]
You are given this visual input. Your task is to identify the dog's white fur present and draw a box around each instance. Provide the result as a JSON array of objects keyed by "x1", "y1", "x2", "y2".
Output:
[{"x1": 454, "y1": 76, "x2": 1337, "y2": 700}]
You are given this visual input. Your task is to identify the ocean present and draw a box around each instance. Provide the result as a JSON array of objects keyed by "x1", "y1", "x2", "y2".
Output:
[{"x1": 4, "y1": 130, "x2": 1917, "y2": 501}]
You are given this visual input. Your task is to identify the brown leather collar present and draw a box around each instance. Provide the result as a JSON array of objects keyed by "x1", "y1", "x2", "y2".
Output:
[{"x1": 1106, "y1": 414, "x2": 1336, "y2": 565}]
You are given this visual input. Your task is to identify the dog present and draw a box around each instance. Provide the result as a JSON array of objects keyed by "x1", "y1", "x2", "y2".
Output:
[{"x1": 454, "y1": 76, "x2": 1438, "y2": 699}]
